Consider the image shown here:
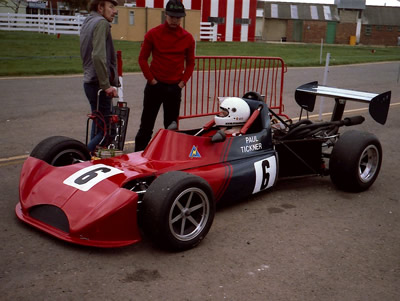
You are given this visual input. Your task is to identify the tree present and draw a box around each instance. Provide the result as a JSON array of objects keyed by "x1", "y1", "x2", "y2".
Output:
[
  {"x1": 66, "y1": 0, "x2": 89, "y2": 11},
  {"x1": 0, "y1": 0, "x2": 28, "y2": 13}
]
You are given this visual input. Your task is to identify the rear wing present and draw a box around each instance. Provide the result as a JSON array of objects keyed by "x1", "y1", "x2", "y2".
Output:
[{"x1": 295, "y1": 81, "x2": 391, "y2": 125}]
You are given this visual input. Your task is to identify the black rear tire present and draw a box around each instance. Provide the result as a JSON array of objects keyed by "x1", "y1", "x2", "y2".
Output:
[
  {"x1": 141, "y1": 171, "x2": 215, "y2": 251},
  {"x1": 30, "y1": 136, "x2": 91, "y2": 166},
  {"x1": 329, "y1": 130, "x2": 382, "y2": 192}
]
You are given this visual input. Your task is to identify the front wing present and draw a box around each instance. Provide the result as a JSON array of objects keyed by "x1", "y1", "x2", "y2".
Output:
[{"x1": 16, "y1": 157, "x2": 141, "y2": 248}]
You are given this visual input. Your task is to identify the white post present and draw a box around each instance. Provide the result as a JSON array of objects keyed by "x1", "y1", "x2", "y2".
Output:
[
  {"x1": 356, "y1": 18, "x2": 361, "y2": 44},
  {"x1": 118, "y1": 77, "x2": 124, "y2": 101},
  {"x1": 319, "y1": 52, "x2": 330, "y2": 121},
  {"x1": 77, "y1": 15, "x2": 81, "y2": 34},
  {"x1": 39, "y1": 13, "x2": 42, "y2": 33},
  {"x1": 213, "y1": 23, "x2": 217, "y2": 42},
  {"x1": 320, "y1": 38, "x2": 323, "y2": 64},
  {"x1": 117, "y1": 51, "x2": 124, "y2": 102}
]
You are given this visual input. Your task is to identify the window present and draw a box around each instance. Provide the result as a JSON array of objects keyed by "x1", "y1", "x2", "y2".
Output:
[
  {"x1": 376, "y1": 25, "x2": 382, "y2": 31},
  {"x1": 310, "y1": 6, "x2": 318, "y2": 20},
  {"x1": 365, "y1": 25, "x2": 372, "y2": 36},
  {"x1": 387, "y1": 26, "x2": 393, "y2": 32},
  {"x1": 290, "y1": 4, "x2": 299, "y2": 19},
  {"x1": 129, "y1": 11, "x2": 134, "y2": 25},
  {"x1": 112, "y1": 11, "x2": 118, "y2": 24},
  {"x1": 208, "y1": 16, "x2": 225, "y2": 24},
  {"x1": 235, "y1": 18, "x2": 251, "y2": 25},
  {"x1": 161, "y1": 11, "x2": 166, "y2": 23}
]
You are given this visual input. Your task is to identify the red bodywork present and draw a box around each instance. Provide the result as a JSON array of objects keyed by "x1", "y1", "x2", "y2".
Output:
[{"x1": 16, "y1": 126, "x2": 274, "y2": 247}]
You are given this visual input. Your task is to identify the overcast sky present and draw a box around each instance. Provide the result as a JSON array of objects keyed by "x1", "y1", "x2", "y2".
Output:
[{"x1": 260, "y1": 0, "x2": 400, "y2": 6}]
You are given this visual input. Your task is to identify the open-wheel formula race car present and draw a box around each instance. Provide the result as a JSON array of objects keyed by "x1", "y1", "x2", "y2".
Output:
[{"x1": 15, "y1": 81, "x2": 391, "y2": 251}]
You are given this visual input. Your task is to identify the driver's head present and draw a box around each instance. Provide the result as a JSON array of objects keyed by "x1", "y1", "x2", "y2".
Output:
[{"x1": 215, "y1": 97, "x2": 250, "y2": 127}]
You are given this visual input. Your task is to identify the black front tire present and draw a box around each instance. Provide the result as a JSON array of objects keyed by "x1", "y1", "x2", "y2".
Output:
[
  {"x1": 329, "y1": 130, "x2": 382, "y2": 192},
  {"x1": 30, "y1": 136, "x2": 91, "y2": 166},
  {"x1": 141, "y1": 171, "x2": 215, "y2": 251}
]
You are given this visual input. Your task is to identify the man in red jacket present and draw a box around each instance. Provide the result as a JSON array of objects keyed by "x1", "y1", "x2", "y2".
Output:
[{"x1": 134, "y1": 0, "x2": 195, "y2": 151}]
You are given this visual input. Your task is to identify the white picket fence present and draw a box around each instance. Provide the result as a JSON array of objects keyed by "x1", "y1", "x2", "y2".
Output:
[
  {"x1": 200, "y1": 22, "x2": 218, "y2": 42},
  {"x1": 0, "y1": 13, "x2": 86, "y2": 35},
  {"x1": 2, "y1": 13, "x2": 218, "y2": 40}
]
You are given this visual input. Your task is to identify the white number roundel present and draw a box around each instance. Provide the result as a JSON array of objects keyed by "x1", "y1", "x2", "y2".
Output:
[{"x1": 63, "y1": 164, "x2": 124, "y2": 192}]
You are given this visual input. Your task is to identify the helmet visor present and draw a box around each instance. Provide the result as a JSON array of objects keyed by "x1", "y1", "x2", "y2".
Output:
[{"x1": 217, "y1": 107, "x2": 229, "y2": 117}]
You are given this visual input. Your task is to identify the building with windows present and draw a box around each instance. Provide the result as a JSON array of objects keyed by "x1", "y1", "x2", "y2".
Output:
[
  {"x1": 257, "y1": 0, "x2": 400, "y2": 46},
  {"x1": 359, "y1": 5, "x2": 400, "y2": 46},
  {"x1": 5, "y1": 0, "x2": 398, "y2": 46},
  {"x1": 134, "y1": 0, "x2": 258, "y2": 42},
  {"x1": 110, "y1": 4, "x2": 201, "y2": 41}
]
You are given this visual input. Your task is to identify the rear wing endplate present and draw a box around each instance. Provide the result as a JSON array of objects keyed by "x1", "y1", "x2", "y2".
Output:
[{"x1": 295, "y1": 81, "x2": 391, "y2": 124}]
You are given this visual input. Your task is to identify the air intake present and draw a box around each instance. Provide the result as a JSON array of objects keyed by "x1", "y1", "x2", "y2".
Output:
[{"x1": 29, "y1": 205, "x2": 70, "y2": 233}]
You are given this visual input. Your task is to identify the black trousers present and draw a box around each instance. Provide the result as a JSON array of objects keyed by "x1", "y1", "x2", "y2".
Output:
[{"x1": 135, "y1": 82, "x2": 182, "y2": 151}]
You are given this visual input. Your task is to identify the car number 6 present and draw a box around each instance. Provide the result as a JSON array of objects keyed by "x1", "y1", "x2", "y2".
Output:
[
  {"x1": 63, "y1": 164, "x2": 124, "y2": 191},
  {"x1": 253, "y1": 156, "x2": 277, "y2": 194}
]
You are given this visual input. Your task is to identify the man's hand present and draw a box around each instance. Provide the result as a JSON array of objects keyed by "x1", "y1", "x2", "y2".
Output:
[
  {"x1": 105, "y1": 86, "x2": 118, "y2": 97},
  {"x1": 178, "y1": 81, "x2": 185, "y2": 89}
]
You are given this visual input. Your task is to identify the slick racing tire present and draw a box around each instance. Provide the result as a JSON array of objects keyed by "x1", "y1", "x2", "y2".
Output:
[
  {"x1": 30, "y1": 136, "x2": 91, "y2": 166},
  {"x1": 329, "y1": 130, "x2": 382, "y2": 192},
  {"x1": 141, "y1": 171, "x2": 215, "y2": 251}
]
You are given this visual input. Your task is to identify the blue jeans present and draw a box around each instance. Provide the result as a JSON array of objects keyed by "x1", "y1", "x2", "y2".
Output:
[{"x1": 84, "y1": 83, "x2": 113, "y2": 152}]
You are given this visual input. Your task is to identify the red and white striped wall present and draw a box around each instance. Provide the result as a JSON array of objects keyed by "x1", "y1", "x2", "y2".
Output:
[
  {"x1": 201, "y1": 0, "x2": 256, "y2": 42},
  {"x1": 135, "y1": 0, "x2": 201, "y2": 10},
  {"x1": 135, "y1": 0, "x2": 256, "y2": 42}
]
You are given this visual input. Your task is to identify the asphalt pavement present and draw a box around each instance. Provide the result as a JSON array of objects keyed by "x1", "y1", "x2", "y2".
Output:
[{"x1": 0, "y1": 62, "x2": 399, "y2": 300}]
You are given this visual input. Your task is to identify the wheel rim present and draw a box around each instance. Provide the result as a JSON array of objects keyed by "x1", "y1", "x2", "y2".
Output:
[
  {"x1": 51, "y1": 149, "x2": 88, "y2": 166},
  {"x1": 169, "y1": 187, "x2": 210, "y2": 242},
  {"x1": 358, "y1": 145, "x2": 379, "y2": 183}
]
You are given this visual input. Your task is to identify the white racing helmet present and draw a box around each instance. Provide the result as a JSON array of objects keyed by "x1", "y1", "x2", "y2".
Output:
[{"x1": 215, "y1": 97, "x2": 251, "y2": 127}]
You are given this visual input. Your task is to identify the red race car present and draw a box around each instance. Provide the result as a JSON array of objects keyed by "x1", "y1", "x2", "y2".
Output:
[{"x1": 16, "y1": 82, "x2": 391, "y2": 251}]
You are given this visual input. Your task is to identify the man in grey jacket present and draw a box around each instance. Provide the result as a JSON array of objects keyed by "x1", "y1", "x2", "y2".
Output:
[{"x1": 80, "y1": 0, "x2": 118, "y2": 152}]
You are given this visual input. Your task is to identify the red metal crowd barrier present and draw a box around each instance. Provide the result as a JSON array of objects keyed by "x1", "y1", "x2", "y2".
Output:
[{"x1": 180, "y1": 56, "x2": 287, "y2": 123}]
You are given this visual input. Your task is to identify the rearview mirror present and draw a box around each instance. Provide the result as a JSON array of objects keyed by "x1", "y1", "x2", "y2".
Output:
[{"x1": 211, "y1": 130, "x2": 226, "y2": 143}]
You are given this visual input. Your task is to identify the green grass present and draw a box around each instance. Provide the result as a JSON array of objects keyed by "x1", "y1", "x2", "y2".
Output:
[
  {"x1": 1, "y1": 31, "x2": 399, "y2": 76},
  {"x1": 0, "y1": 31, "x2": 142, "y2": 76}
]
